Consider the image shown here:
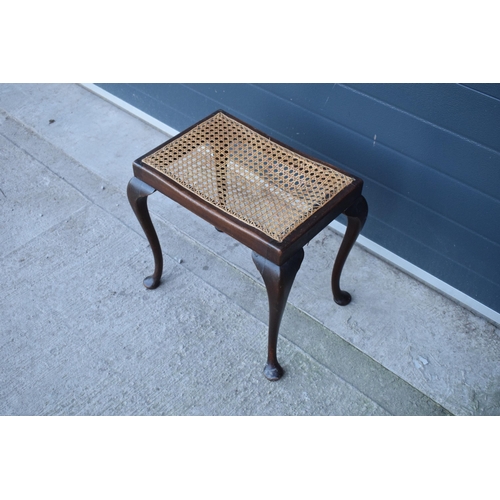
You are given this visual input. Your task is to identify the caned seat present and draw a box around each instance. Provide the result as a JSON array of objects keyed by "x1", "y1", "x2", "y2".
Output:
[
  {"x1": 141, "y1": 111, "x2": 355, "y2": 243},
  {"x1": 128, "y1": 110, "x2": 368, "y2": 381}
]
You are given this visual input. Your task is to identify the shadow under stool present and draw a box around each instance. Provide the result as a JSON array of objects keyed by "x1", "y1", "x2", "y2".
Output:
[{"x1": 128, "y1": 110, "x2": 368, "y2": 381}]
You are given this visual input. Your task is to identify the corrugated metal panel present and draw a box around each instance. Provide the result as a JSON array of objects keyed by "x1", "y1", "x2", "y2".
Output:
[{"x1": 97, "y1": 83, "x2": 500, "y2": 314}]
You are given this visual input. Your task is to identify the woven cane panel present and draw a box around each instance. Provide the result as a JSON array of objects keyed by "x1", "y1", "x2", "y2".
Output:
[{"x1": 142, "y1": 112, "x2": 354, "y2": 242}]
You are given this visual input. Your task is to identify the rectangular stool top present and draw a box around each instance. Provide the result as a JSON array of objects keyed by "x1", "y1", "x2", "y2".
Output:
[{"x1": 139, "y1": 111, "x2": 355, "y2": 243}]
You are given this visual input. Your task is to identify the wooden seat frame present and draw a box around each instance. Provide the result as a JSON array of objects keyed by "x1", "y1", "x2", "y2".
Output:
[{"x1": 127, "y1": 110, "x2": 368, "y2": 381}]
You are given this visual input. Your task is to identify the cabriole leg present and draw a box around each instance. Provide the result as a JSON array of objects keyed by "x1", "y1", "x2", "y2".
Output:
[
  {"x1": 127, "y1": 176, "x2": 163, "y2": 289},
  {"x1": 252, "y1": 249, "x2": 305, "y2": 381},
  {"x1": 332, "y1": 195, "x2": 368, "y2": 305}
]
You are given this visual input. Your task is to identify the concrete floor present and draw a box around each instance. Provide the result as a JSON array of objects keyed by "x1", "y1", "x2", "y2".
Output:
[{"x1": 1, "y1": 83, "x2": 499, "y2": 415}]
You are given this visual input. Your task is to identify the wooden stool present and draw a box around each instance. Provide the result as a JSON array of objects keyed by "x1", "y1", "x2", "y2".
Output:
[{"x1": 128, "y1": 110, "x2": 368, "y2": 380}]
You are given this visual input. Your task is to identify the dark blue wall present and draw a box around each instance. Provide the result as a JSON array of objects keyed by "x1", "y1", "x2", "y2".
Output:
[{"x1": 97, "y1": 83, "x2": 500, "y2": 314}]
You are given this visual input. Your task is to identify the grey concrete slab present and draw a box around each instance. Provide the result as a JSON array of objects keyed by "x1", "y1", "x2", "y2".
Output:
[
  {"x1": 147, "y1": 218, "x2": 449, "y2": 415},
  {"x1": 0, "y1": 176, "x2": 391, "y2": 415},
  {"x1": 0, "y1": 126, "x2": 88, "y2": 257},
  {"x1": 0, "y1": 83, "x2": 168, "y2": 190},
  {"x1": 0, "y1": 82, "x2": 473, "y2": 415},
  {"x1": 291, "y1": 231, "x2": 500, "y2": 416}
]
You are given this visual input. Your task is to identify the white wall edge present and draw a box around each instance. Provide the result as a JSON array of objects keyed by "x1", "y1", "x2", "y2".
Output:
[
  {"x1": 80, "y1": 83, "x2": 180, "y2": 137},
  {"x1": 81, "y1": 83, "x2": 500, "y2": 329},
  {"x1": 330, "y1": 220, "x2": 500, "y2": 328}
]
